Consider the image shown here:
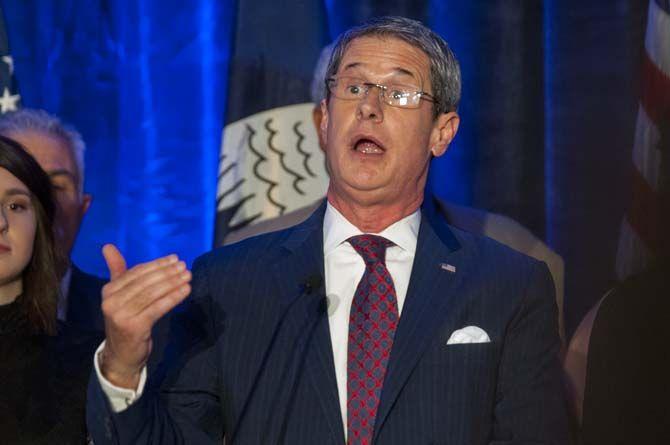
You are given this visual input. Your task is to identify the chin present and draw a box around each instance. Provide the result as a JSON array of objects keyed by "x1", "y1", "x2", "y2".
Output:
[
  {"x1": 346, "y1": 179, "x2": 386, "y2": 194},
  {"x1": 349, "y1": 168, "x2": 388, "y2": 185}
]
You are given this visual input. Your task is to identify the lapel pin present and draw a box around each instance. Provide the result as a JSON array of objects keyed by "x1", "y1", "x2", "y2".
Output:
[{"x1": 440, "y1": 263, "x2": 456, "y2": 273}]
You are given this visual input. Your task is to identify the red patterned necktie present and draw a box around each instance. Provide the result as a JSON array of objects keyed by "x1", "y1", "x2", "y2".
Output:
[{"x1": 347, "y1": 234, "x2": 399, "y2": 445}]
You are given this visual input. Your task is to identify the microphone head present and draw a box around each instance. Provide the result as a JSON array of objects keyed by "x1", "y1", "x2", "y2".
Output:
[{"x1": 302, "y1": 274, "x2": 323, "y2": 294}]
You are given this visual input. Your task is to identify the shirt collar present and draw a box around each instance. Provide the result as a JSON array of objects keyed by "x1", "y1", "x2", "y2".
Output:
[{"x1": 323, "y1": 201, "x2": 421, "y2": 255}]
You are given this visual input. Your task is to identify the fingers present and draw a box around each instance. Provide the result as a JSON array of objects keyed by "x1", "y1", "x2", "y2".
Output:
[
  {"x1": 101, "y1": 250, "x2": 192, "y2": 334},
  {"x1": 106, "y1": 263, "x2": 192, "y2": 316},
  {"x1": 103, "y1": 244, "x2": 127, "y2": 280},
  {"x1": 139, "y1": 282, "x2": 192, "y2": 326},
  {"x1": 103, "y1": 279, "x2": 190, "y2": 345},
  {"x1": 103, "y1": 252, "x2": 179, "y2": 295}
]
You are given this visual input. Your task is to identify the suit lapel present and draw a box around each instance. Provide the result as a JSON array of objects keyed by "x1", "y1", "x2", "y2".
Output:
[
  {"x1": 373, "y1": 195, "x2": 468, "y2": 440},
  {"x1": 271, "y1": 201, "x2": 345, "y2": 444}
]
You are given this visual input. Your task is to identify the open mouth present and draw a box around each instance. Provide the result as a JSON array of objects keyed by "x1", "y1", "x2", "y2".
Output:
[{"x1": 353, "y1": 137, "x2": 385, "y2": 154}]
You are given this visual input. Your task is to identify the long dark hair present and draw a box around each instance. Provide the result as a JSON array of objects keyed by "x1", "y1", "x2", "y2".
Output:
[{"x1": 0, "y1": 135, "x2": 62, "y2": 334}]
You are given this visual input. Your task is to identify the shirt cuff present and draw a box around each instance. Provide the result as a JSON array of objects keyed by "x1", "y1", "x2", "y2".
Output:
[{"x1": 94, "y1": 340, "x2": 147, "y2": 413}]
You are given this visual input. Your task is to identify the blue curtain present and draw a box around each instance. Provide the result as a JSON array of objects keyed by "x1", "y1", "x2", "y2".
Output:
[
  {"x1": 3, "y1": 0, "x2": 647, "y2": 336},
  {"x1": 4, "y1": 0, "x2": 233, "y2": 273}
]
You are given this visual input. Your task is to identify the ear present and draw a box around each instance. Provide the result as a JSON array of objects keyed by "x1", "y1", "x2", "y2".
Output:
[
  {"x1": 312, "y1": 105, "x2": 326, "y2": 152},
  {"x1": 81, "y1": 193, "x2": 92, "y2": 216},
  {"x1": 319, "y1": 99, "x2": 329, "y2": 149},
  {"x1": 429, "y1": 111, "x2": 460, "y2": 158}
]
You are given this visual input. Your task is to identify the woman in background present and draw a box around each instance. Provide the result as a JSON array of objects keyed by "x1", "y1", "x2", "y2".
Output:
[{"x1": 0, "y1": 135, "x2": 99, "y2": 444}]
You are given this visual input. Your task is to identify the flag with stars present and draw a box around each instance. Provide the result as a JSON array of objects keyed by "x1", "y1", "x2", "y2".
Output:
[
  {"x1": 615, "y1": 0, "x2": 670, "y2": 279},
  {"x1": 0, "y1": 5, "x2": 20, "y2": 114},
  {"x1": 214, "y1": 0, "x2": 330, "y2": 246}
]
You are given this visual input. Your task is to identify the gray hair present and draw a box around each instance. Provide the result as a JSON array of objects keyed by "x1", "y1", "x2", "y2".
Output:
[
  {"x1": 325, "y1": 16, "x2": 461, "y2": 116},
  {"x1": 310, "y1": 42, "x2": 335, "y2": 105},
  {"x1": 0, "y1": 109, "x2": 86, "y2": 193}
]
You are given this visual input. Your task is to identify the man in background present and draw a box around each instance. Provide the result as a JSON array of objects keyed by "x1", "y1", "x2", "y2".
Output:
[
  {"x1": 225, "y1": 43, "x2": 567, "y2": 343},
  {"x1": 0, "y1": 108, "x2": 106, "y2": 331}
]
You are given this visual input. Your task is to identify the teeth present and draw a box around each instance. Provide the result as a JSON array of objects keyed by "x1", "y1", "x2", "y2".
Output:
[{"x1": 356, "y1": 141, "x2": 383, "y2": 154}]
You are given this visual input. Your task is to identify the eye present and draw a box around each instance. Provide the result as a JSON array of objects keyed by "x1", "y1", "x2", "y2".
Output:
[
  {"x1": 346, "y1": 83, "x2": 362, "y2": 95},
  {"x1": 51, "y1": 177, "x2": 76, "y2": 193},
  {"x1": 389, "y1": 89, "x2": 408, "y2": 100},
  {"x1": 8, "y1": 202, "x2": 27, "y2": 212}
]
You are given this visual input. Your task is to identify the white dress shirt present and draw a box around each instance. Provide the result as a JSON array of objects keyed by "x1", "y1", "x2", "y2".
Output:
[
  {"x1": 95, "y1": 202, "x2": 421, "y2": 430},
  {"x1": 323, "y1": 203, "x2": 420, "y2": 436}
]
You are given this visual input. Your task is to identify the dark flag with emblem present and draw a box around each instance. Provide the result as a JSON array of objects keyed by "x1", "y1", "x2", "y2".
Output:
[
  {"x1": 0, "y1": 5, "x2": 20, "y2": 114},
  {"x1": 214, "y1": 0, "x2": 331, "y2": 246}
]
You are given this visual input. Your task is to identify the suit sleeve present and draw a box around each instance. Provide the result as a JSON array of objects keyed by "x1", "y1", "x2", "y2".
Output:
[
  {"x1": 492, "y1": 262, "x2": 569, "y2": 444},
  {"x1": 86, "y1": 255, "x2": 225, "y2": 444}
]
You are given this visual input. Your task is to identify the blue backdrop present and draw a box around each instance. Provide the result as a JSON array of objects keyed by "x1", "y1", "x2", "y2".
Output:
[{"x1": 2, "y1": 0, "x2": 647, "y2": 336}]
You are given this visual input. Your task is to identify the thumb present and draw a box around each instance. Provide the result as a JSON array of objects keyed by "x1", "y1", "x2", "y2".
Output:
[{"x1": 102, "y1": 244, "x2": 127, "y2": 280}]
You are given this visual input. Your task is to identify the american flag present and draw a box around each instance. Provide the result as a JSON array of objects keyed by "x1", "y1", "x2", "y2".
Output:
[
  {"x1": 615, "y1": 0, "x2": 670, "y2": 279},
  {"x1": 0, "y1": 5, "x2": 20, "y2": 114}
]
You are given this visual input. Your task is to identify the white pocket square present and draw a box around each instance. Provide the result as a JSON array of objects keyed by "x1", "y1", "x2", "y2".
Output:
[{"x1": 446, "y1": 326, "x2": 490, "y2": 345}]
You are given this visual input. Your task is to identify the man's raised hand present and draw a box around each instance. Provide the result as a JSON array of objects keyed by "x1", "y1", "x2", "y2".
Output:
[{"x1": 99, "y1": 244, "x2": 192, "y2": 389}]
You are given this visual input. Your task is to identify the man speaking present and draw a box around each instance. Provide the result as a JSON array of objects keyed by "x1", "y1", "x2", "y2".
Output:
[{"x1": 88, "y1": 17, "x2": 568, "y2": 444}]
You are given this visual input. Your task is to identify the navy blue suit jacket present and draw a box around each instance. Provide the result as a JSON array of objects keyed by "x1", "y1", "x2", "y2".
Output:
[{"x1": 87, "y1": 197, "x2": 568, "y2": 444}]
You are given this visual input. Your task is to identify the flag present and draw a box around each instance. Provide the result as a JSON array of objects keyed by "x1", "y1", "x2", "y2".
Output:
[
  {"x1": 214, "y1": 0, "x2": 331, "y2": 246},
  {"x1": 615, "y1": 0, "x2": 670, "y2": 279},
  {"x1": 0, "y1": 5, "x2": 20, "y2": 114}
]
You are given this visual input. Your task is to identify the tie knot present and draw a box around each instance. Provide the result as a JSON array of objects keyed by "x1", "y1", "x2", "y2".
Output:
[{"x1": 347, "y1": 234, "x2": 394, "y2": 265}]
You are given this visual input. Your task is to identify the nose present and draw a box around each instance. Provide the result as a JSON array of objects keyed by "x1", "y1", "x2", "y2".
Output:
[{"x1": 356, "y1": 85, "x2": 384, "y2": 123}]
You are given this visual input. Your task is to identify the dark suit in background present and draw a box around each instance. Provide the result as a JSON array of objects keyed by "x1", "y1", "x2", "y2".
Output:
[
  {"x1": 66, "y1": 265, "x2": 106, "y2": 332},
  {"x1": 87, "y1": 197, "x2": 567, "y2": 444},
  {"x1": 580, "y1": 260, "x2": 670, "y2": 445}
]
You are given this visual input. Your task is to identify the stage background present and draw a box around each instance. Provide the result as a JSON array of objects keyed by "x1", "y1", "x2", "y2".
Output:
[{"x1": 2, "y1": 0, "x2": 648, "y2": 338}]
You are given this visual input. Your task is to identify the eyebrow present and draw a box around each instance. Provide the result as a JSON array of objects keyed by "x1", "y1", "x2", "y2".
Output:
[
  {"x1": 341, "y1": 62, "x2": 417, "y2": 80},
  {"x1": 48, "y1": 169, "x2": 78, "y2": 183},
  {"x1": 4, "y1": 188, "x2": 31, "y2": 198}
]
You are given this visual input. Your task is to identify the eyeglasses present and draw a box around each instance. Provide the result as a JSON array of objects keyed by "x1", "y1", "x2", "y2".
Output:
[{"x1": 325, "y1": 76, "x2": 436, "y2": 109}]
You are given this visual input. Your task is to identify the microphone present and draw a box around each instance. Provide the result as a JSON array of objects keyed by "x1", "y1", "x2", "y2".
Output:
[
  {"x1": 229, "y1": 273, "x2": 323, "y2": 444},
  {"x1": 301, "y1": 274, "x2": 322, "y2": 297}
]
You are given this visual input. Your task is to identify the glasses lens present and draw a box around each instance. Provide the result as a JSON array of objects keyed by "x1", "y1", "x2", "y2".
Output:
[
  {"x1": 386, "y1": 88, "x2": 420, "y2": 108},
  {"x1": 342, "y1": 78, "x2": 365, "y2": 99},
  {"x1": 328, "y1": 77, "x2": 424, "y2": 108},
  {"x1": 329, "y1": 77, "x2": 366, "y2": 100}
]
